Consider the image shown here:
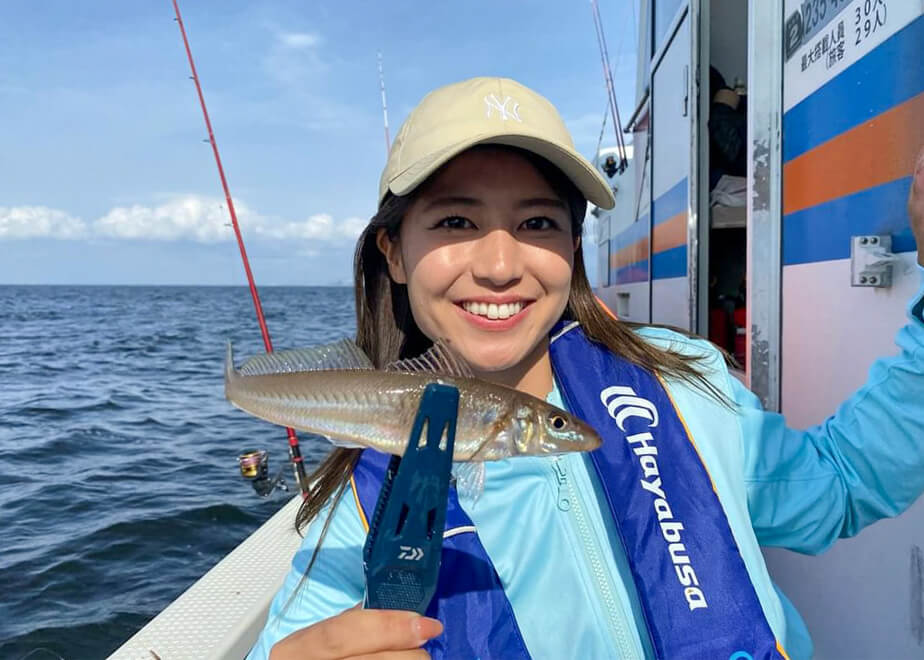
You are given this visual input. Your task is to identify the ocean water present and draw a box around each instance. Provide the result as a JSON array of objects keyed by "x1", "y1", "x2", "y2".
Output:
[{"x1": 0, "y1": 285, "x2": 356, "y2": 660}]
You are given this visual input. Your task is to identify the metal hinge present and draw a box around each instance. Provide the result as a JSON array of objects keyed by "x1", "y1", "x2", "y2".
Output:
[{"x1": 850, "y1": 235, "x2": 897, "y2": 288}]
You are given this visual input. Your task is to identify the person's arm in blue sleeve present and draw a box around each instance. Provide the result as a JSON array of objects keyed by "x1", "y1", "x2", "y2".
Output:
[
  {"x1": 739, "y1": 149, "x2": 924, "y2": 553},
  {"x1": 246, "y1": 488, "x2": 367, "y2": 660},
  {"x1": 736, "y1": 263, "x2": 924, "y2": 554}
]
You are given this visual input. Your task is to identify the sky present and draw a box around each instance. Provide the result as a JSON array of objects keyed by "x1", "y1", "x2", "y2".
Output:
[{"x1": 0, "y1": 0, "x2": 639, "y2": 286}]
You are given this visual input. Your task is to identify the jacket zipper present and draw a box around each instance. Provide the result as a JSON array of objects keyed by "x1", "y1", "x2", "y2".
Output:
[{"x1": 552, "y1": 455, "x2": 639, "y2": 659}]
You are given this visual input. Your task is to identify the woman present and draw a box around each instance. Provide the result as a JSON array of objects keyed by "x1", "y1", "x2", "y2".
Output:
[{"x1": 249, "y1": 77, "x2": 924, "y2": 659}]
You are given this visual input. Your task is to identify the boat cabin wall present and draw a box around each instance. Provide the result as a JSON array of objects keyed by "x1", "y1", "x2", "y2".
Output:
[
  {"x1": 754, "y1": 3, "x2": 924, "y2": 658},
  {"x1": 777, "y1": 3, "x2": 924, "y2": 427}
]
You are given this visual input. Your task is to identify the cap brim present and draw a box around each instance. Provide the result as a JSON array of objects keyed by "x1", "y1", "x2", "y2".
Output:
[{"x1": 386, "y1": 131, "x2": 616, "y2": 210}]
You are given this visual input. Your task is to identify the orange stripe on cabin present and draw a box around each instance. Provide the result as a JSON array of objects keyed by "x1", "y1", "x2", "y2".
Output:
[
  {"x1": 652, "y1": 212, "x2": 687, "y2": 254},
  {"x1": 783, "y1": 91, "x2": 924, "y2": 215},
  {"x1": 608, "y1": 212, "x2": 687, "y2": 272},
  {"x1": 611, "y1": 237, "x2": 649, "y2": 270}
]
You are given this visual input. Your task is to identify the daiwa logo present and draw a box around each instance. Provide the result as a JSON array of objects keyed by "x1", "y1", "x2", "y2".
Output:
[
  {"x1": 483, "y1": 94, "x2": 522, "y2": 122},
  {"x1": 398, "y1": 545, "x2": 424, "y2": 561},
  {"x1": 600, "y1": 386, "x2": 708, "y2": 612}
]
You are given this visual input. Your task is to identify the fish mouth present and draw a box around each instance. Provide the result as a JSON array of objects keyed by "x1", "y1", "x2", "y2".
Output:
[
  {"x1": 564, "y1": 427, "x2": 603, "y2": 453},
  {"x1": 455, "y1": 298, "x2": 535, "y2": 322},
  {"x1": 585, "y1": 432, "x2": 603, "y2": 451}
]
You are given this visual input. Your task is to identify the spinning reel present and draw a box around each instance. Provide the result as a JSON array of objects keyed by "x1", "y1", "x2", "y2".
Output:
[{"x1": 237, "y1": 449, "x2": 290, "y2": 497}]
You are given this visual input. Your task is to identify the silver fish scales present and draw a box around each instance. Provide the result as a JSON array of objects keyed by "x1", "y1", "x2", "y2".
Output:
[{"x1": 224, "y1": 339, "x2": 601, "y2": 461}]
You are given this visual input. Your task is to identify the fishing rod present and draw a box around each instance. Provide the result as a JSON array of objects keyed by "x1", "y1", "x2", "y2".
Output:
[
  {"x1": 170, "y1": 0, "x2": 308, "y2": 497},
  {"x1": 377, "y1": 51, "x2": 391, "y2": 153},
  {"x1": 590, "y1": 0, "x2": 629, "y2": 174}
]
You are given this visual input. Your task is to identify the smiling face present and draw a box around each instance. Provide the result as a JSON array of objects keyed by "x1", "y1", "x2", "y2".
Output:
[{"x1": 377, "y1": 147, "x2": 580, "y2": 395}]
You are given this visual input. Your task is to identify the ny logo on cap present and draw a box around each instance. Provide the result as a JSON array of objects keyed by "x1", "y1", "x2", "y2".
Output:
[{"x1": 484, "y1": 94, "x2": 522, "y2": 122}]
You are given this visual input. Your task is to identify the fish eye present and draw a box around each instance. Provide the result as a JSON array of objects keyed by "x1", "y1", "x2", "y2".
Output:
[{"x1": 549, "y1": 414, "x2": 568, "y2": 430}]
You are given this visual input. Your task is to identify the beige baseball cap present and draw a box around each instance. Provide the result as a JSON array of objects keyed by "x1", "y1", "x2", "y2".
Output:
[{"x1": 379, "y1": 77, "x2": 616, "y2": 210}]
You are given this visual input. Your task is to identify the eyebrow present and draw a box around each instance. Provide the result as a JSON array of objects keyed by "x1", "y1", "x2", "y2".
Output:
[
  {"x1": 516, "y1": 197, "x2": 568, "y2": 211},
  {"x1": 421, "y1": 195, "x2": 567, "y2": 212}
]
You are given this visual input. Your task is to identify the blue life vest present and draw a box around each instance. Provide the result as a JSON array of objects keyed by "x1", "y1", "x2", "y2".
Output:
[{"x1": 352, "y1": 322, "x2": 789, "y2": 659}]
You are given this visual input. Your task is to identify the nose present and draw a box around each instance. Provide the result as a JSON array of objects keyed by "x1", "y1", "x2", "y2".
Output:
[{"x1": 471, "y1": 229, "x2": 523, "y2": 286}]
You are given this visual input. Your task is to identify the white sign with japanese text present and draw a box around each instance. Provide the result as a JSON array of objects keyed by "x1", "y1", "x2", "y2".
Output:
[{"x1": 783, "y1": 0, "x2": 923, "y2": 111}]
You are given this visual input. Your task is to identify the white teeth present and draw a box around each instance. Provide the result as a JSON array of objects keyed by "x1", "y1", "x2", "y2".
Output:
[{"x1": 463, "y1": 301, "x2": 525, "y2": 320}]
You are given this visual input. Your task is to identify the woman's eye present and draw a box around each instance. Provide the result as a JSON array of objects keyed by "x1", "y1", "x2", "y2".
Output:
[
  {"x1": 520, "y1": 216, "x2": 561, "y2": 231},
  {"x1": 433, "y1": 216, "x2": 475, "y2": 230}
]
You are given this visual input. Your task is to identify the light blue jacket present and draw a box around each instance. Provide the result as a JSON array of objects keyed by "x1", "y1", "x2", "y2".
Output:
[{"x1": 248, "y1": 267, "x2": 924, "y2": 660}]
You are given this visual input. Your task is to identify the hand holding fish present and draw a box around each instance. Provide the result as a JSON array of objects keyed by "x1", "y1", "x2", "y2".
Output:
[{"x1": 267, "y1": 606, "x2": 442, "y2": 660}]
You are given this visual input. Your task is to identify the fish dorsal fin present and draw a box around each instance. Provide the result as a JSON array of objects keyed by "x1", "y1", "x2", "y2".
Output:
[
  {"x1": 237, "y1": 338, "x2": 373, "y2": 376},
  {"x1": 385, "y1": 339, "x2": 474, "y2": 379}
]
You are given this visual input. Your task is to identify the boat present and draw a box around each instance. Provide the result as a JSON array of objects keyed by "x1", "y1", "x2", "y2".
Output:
[{"x1": 593, "y1": 1, "x2": 924, "y2": 657}]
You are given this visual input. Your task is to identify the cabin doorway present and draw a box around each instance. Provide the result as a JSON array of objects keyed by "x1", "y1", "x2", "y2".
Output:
[{"x1": 700, "y1": 0, "x2": 749, "y2": 371}]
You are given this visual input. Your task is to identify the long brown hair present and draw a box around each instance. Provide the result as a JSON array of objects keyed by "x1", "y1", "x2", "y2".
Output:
[{"x1": 291, "y1": 145, "x2": 729, "y2": 581}]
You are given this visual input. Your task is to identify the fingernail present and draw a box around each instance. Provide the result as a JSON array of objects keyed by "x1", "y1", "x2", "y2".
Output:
[{"x1": 412, "y1": 616, "x2": 444, "y2": 641}]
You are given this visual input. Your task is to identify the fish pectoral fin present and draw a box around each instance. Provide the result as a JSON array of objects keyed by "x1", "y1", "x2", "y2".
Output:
[
  {"x1": 451, "y1": 461, "x2": 486, "y2": 502},
  {"x1": 236, "y1": 338, "x2": 374, "y2": 376},
  {"x1": 384, "y1": 339, "x2": 474, "y2": 378}
]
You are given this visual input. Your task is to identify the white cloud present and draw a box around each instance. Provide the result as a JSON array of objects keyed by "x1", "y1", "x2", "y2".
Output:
[
  {"x1": 235, "y1": 24, "x2": 367, "y2": 132},
  {"x1": 94, "y1": 196, "x2": 245, "y2": 242},
  {"x1": 277, "y1": 32, "x2": 321, "y2": 49},
  {"x1": 0, "y1": 195, "x2": 366, "y2": 246},
  {"x1": 256, "y1": 213, "x2": 366, "y2": 242},
  {"x1": 265, "y1": 27, "x2": 327, "y2": 87},
  {"x1": 0, "y1": 206, "x2": 88, "y2": 239}
]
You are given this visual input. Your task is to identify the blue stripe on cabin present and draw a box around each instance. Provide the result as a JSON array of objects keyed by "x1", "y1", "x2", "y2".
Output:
[
  {"x1": 653, "y1": 178, "x2": 688, "y2": 225},
  {"x1": 782, "y1": 176, "x2": 916, "y2": 265},
  {"x1": 783, "y1": 16, "x2": 924, "y2": 163},
  {"x1": 651, "y1": 245, "x2": 687, "y2": 280}
]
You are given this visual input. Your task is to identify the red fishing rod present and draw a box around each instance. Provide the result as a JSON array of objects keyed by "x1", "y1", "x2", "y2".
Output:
[{"x1": 171, "y1": 0, "x2": 309, "y2": 497}]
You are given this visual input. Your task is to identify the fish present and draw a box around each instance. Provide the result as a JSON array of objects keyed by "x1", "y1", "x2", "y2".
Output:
[{"x1": 224, "y1": 338, "x2": 602, "y2": 462}]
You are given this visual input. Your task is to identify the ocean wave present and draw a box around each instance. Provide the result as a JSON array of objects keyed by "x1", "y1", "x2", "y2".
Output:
[
  {"x1": 0, "y1": 610, "x2": 152, "y2": 660},
  {"x1": 0, "y1": 285, "x2": 353, "y2": 656}
]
